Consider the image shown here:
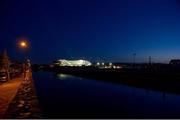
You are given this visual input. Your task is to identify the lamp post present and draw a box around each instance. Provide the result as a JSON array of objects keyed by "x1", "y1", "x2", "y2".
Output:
[
  {"x1": 18, "y1": 39, "x2": 30, "y2": 79},
  {"x1": 19, "y1": 40, "x2": 29, "y2": 60}
]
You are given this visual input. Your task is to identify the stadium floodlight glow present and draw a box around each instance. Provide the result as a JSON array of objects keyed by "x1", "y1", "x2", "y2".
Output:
[{"x1": 56, "y1": 59, "x2": 92, "y2": 67}]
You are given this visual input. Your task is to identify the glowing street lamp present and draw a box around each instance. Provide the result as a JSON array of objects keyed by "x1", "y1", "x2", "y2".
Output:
[
  {"x1": 18, "y1": 39, "x2": 30, "y2": 79},
  {"x1": 19, "y1": 40, "x2": 28, "y2": 49},
  {"x1": 18, "y1": 39, "x2": 29, "y2": 60}
]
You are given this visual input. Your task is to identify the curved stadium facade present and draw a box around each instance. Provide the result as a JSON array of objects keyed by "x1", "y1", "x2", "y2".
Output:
[{"x1": 54, "y1": 59, "x2": 92, "y2": 67}]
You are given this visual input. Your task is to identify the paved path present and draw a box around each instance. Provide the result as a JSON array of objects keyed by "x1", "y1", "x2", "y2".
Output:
[
  {"x1": 4, "y1": 70, "x2": 42, "y2": 119},
  {"x1": 0, "y1": 77, "x2": 23, "y2": 118}
]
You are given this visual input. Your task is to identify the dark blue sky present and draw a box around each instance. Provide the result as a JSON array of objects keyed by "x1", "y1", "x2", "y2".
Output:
[{"x1": 1, "y1": 0, "x2": 180, "y2": 63}]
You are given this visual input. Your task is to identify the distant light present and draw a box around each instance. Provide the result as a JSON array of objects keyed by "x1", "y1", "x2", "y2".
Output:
[
  {"x1": 102, "y1": 62, "x2": 104, "y2": 65},
  {"x1": 97, "y1": 62, "x2": 100, "y2": 66},
  {"x1": 116, "y1": 66, "x2": 122, "y2": 69},
  {"x1": 105, "y1": 66, "x2": 111, "y2": 69},
  {"x1": 109, "y1": 62, "x2": 112, "y2": 66}
]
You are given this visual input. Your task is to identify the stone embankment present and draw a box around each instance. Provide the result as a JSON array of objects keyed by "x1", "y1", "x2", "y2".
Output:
[{"x1": 4, "y1": 71, "x2": 42, "y2": 118}]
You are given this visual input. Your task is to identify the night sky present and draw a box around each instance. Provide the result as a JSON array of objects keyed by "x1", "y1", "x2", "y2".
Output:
[{"x1": 1, "y1": 0, "x2": 180, "y2": 63}]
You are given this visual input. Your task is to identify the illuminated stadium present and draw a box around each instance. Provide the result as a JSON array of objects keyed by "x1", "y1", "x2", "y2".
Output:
[{"x1": 54, "y1": 59, "x2": 92, "y2": 67}]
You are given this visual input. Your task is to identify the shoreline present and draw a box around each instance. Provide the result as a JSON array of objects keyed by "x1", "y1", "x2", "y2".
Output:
[{"x1": 3, "y1": 72, "x2": 42, "y2": 118}]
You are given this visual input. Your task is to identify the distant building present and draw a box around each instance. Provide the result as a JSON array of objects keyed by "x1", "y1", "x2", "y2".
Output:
[
  {"x1": 169, "y1": 59, "x2": 180, "y2": 66},
  {"x1": 54, "y1": 59, "x2": 92, "y2": 67}
]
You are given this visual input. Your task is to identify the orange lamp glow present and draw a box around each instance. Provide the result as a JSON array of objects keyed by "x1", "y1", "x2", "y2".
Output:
[{"x1": 19, "y1": 40, "x2": 28, "y2": 48}]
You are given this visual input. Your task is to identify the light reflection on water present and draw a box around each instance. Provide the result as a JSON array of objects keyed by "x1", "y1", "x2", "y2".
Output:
[
  {"x1": 57, "y1": 73, "x2": 82, "y2": 80},
  {"x1": 33, "y1": 72, "x2": 180, "y2": 118},
  {"x1": 57, "y1": 74, "x2": 74, "y2": 80}
]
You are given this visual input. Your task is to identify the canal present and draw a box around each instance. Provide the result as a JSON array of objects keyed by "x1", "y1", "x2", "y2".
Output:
[{"x1": 33, "y1": 71, "x2": 180, "y2": 118}]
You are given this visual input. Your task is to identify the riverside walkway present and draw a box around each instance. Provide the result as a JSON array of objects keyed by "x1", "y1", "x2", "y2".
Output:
[
  {"x1": 0, "y1": 68, "x2": 41, "y2": 118},
  {"x1": 4, "y1": 69, "x2": 42, "y2": 118},
  {"x1": 0, "y1": 76, "x2": 22, "y2": 118}
]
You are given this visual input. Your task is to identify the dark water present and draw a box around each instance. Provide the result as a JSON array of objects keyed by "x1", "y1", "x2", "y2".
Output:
[{"x1": 33, "y1": 72, "x2": 180, "y2": 118}]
